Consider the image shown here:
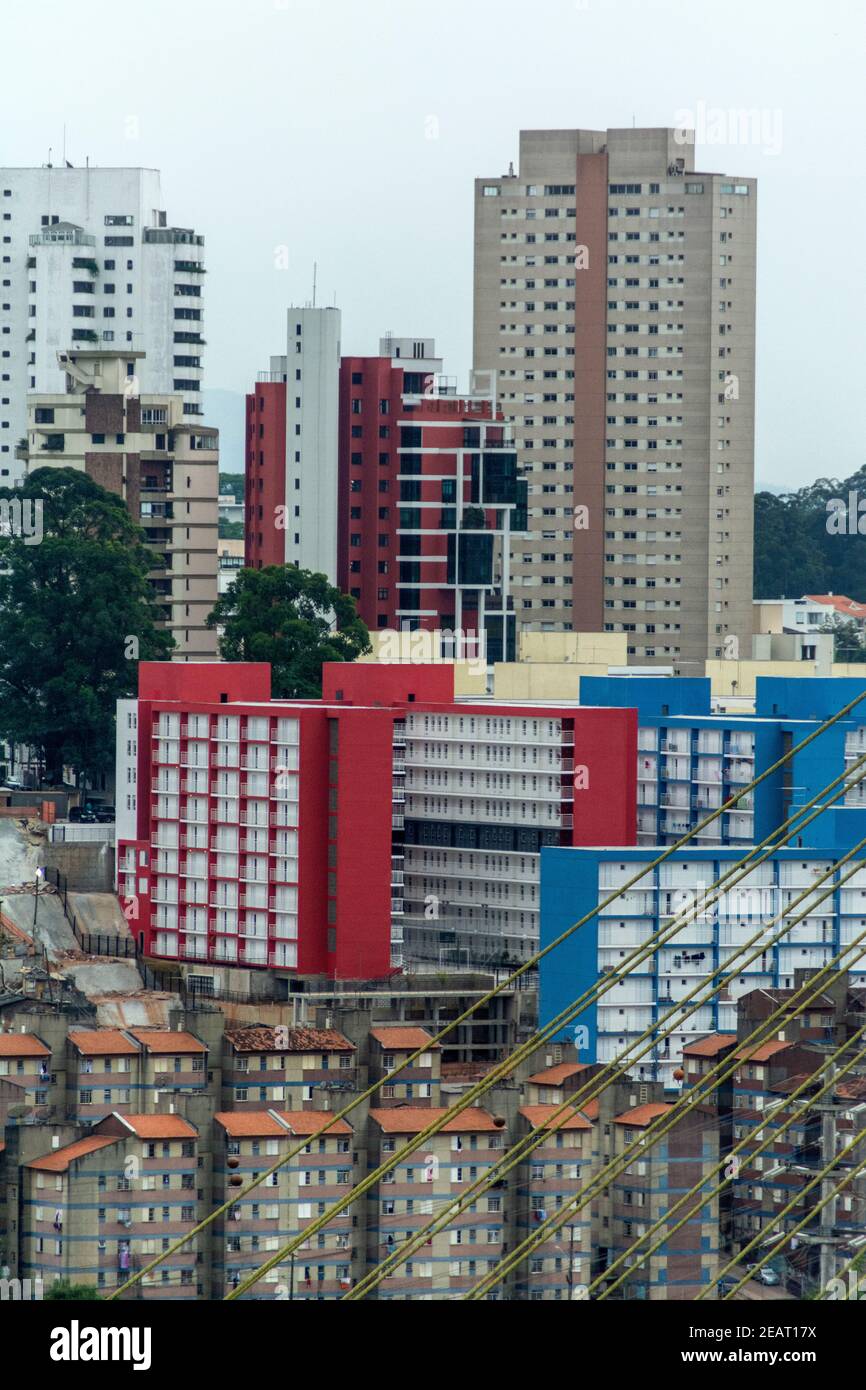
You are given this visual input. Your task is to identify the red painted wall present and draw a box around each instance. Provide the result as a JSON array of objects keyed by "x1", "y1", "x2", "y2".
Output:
[
  {"x1": 568, "y1": 706, "x2": 638, "y2": 846},
  {"x1": 245, "y1": 381, "x2": 287, "y2": 570},
  {"x1": 338, "y1": 359, "x2": 500, "y2": 635},
  {"x1": 572, "y1": 151, "x2": 609, "y2": 632},
  {"x1": 138, "y1": 663, "x2": 272, "y2": 703},
  {"x1": 321, "y1": 662, "x2": 456, "y2": 706},
  {"x1": 330, "y1": 708, "x2": 395, "y2": 979}
]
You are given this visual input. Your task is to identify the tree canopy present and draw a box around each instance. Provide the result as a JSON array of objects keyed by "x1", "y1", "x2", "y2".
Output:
[
  {"x1": 755, "y1": 465, "x2": 866, "y2": 600},
  {"x1": 206, "y1": 565, "x2": 370, "y2": 698},
  {"x1": 0, "y1": 467, "x2": 173, "y2": 785}
]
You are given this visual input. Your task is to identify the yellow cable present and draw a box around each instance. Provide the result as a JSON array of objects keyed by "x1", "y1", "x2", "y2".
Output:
[
  {"x1": 111, "y1": 687, "x2": 866, "y2": 1299},
  {"x1": 465, "y1": 918, "x2": 866, "y2": 1299},
  {"x1": 595, "y1": 1029, "x2": 866, "y2": 1300},
  {"x1": 715, "y1": 1139, "x2": 866, "y2": 1300},
  {"x1": 347, "y1": 811, "x2": 866, "y2": 1298}
]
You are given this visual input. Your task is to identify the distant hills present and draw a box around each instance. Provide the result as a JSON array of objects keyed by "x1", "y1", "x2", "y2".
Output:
[{"x1": 755, "y1": 465, "x2": 866, "y2": 600}]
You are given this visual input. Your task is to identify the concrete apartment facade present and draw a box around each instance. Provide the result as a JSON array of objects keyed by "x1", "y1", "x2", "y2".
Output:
[
  {"x1": 473, "y1": 127, "x2": 757, "y2": 667},
  {"x1": 21, "y1": 349, "x2": 219, "y2": 659},
  {"x1": 3, "y1": 1002, "x2": 861, "y2": 1300},
  {"x1": 0, "y1": 165, "x2": 206, "y2": 482}
]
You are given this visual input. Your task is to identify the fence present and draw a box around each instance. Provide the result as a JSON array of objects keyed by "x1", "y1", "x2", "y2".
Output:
[
  {"x1": 41, "y1": 866, "x2": 136, "y2": 959},
  {"x1": 48, "y1": 824, "x2": 114, "y2": 844}
]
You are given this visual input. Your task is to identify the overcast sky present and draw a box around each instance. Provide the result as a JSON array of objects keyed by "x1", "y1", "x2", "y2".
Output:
[{"x1": 2, "y1": 0, "x2": 864, "y2": 487}]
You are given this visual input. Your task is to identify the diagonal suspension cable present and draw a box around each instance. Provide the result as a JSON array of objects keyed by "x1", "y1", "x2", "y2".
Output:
[
  {"x1": 595, "y1": 1028, "x2": 866, "y2": 1300},
  {"x1": 352, "y1": 842, "x2": 866, "y2": 1299},
  {"x1": 231, "y1": 760, "x2": 866, "y2": 1300},
  {"x1": 464, "y1": 922, "x2": 866, "y2": 1300},
  {"x1": 111, "y1": 689, "x2": 866, "y2": 1299}
]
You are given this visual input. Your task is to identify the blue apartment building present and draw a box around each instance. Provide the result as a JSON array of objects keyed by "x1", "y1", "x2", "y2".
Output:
[
  {"x1": 580, "y1": 675, "x2": 866, "y2": 848},
  {"x1": 539, "y1": 805, "x2": 866, "y2": 1090}
]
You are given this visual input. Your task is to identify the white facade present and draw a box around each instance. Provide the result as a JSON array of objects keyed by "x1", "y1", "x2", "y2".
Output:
[
  {"x1": 398, "y1": 708, "x2": 570, "y2": 967},
  {"x1": 0, "y1": 166, "x2": 205, "y2": 481},
  {"x1": 277, "y1": 307, "x2": 341, "y2": 582},
  {"x1": 115, "y1": 699, "x2": 139, "y2": 845},
  {"x1": 590, "y1": 853, "x2": 866, "y2": 1089}
]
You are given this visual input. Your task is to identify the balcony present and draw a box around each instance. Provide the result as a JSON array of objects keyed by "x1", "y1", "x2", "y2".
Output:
[{"x1": 30, "y1": 228, "x2": 96, "y2": 247}]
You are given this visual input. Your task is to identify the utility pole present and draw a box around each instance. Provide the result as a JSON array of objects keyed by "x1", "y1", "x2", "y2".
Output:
[
  {"x1": 796, "y1": 1055, "x2": 846, "y2": 1292},
  {"x1": 819, "y1": 1061, "x2": 840, "y2": 1293}
]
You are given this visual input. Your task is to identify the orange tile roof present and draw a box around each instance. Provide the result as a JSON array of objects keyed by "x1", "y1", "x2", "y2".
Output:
[
  {"x1": 215, "y1": 1112, "x2": 291, "y2": 1139},
  {"x1": 683, "y1": 1034, "x2": 738, "y2": 1059},
  {"x1": 114, "y1": 1115, "x2": 197, "y2": 1140},
  {"x1": 276, "y1": 1112, "x2": 353, "y2": 1137},
  {"x1": 127, "y1": 1029, "x2": 206, "y2": 1054},
  {"x1": 369, "y1": 1026, "x2": 439, "y2": 1051},
  {"x1": 26, "y1": 1136, "x2": 118, "y2": 1172},
  {"x1": 805, "y1": 594, "x2": 866, "y2": 620},
  {"x1": 614, "y1": 1103, "x2": 672, "y2": 1128},
  {"x1": 734, "y1": 1040, "x2": 792, "y2": 1064},
  {"x1": 519, "y1": 1105, "x2": 593, "y2": 1132},
  {"x1": 224, "y1": 1026, "x2": 355, "y2": 1054},
  {"x1": 526, "y1": 1062, "x2": 590, "y2": 1085},
  {"x1": 580, "y1": 1099, "x2": 600, "y2": 1122},
  {"x1": 0, "y1": 1034, "x2": 50, "y2": 1058},
  {"x1": 214, "y1": 1112, "x2": 352, "y2": 1138},
  {"x1": 68, "y1": 1030, "x2": 140, "y2": 1057},
  {"x1": 369, "y1": 1107, "x2": 501, "y2": 1135}
]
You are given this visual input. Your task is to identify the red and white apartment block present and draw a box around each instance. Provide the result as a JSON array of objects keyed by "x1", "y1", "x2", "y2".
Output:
[{"x1": 117, "y1": 662, "x2": 636, "y2": 982}]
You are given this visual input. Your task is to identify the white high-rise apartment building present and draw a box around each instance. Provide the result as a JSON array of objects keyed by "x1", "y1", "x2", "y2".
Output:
[
  {"x1": 474, "y1": 128, "x2": 757, "y2": 667},
  {"x1": 0, "y1": 165, "x2": 205, "y2": 481},
  {"x1": 256, "y1": 306, "x2": 341, "y2": 583}
]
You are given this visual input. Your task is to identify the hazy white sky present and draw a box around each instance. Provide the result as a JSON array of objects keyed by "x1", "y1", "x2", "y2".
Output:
[{"x1": 2, "y1": 0, "x2": 864, "y2": 486}]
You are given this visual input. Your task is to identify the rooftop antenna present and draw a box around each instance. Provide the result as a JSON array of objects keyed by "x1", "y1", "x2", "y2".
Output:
[{"x1": 312, "y1": 262, "x2": 317, "y2": 308}]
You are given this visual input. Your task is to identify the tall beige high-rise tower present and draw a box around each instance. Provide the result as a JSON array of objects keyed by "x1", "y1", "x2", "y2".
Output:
[{"x1": 474, "y1": 127, "x2": 756, "y2": 666}]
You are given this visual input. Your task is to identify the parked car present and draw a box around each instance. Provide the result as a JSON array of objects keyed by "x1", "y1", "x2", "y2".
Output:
[
  {"x1": 2, "y1": 777, "x2": 25, "y2": 791},
  {"x1": 69, "y1": 806, "x2": 98, "y2": 824},
  {"x1": 746, "y1": 1262, "x2": 781, "y2": 1286},
  {"x1": 94, "y1": 805, "x2": 116, "y2": 823}
]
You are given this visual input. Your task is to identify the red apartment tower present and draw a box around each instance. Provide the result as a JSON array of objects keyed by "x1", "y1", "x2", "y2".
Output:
[
  {"x1": 245, "y1": 336, "x2": 528, "y2": 665},
  {"x1": 116, "y1": 662, "x2": 636, "y2": 982}
]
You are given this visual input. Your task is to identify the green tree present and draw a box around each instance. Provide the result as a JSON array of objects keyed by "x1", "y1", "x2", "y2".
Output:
[
  {"x1": 0, "y1": 468, "x2": 174, "y2": 786},
  {"x1": 219, "y1": 472, "x2": 245, "y2": 501},
  {"x1": 830, "y1": 619, "x2": 866, "y2": 663},
  {"x1": 43, "y1": 1279, "x2": 103, "y2": 1301},
  {"x1": 206, "y1": 565, "x2": 370, "y2": 698},
  {"x1": 218, "y1": 519, "x2": 245, "y2": 540},
  {"x1": 755, "y1": 464, "x2": 866, "y2": 600}
]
